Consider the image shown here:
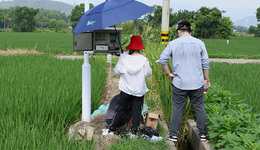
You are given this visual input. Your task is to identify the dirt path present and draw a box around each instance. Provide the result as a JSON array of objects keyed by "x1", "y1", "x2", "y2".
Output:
[
  {"x1": 210, "y1": 58, "x2": 260, "y2": 64},
  {"x1": 1, "y1": 50, "x2": 260, "y2": 64},
  {"x1": 55, "y1": 55, "x2": 260, "y2": 64}
]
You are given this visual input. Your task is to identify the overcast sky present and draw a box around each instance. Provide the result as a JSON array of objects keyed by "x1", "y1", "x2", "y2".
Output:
[
  {"x1": 57, "y1": 0, "x2": 259, "y2": 22},
  {"x1": 1, "y1": 0, "x2": 259, "y2": 22}
]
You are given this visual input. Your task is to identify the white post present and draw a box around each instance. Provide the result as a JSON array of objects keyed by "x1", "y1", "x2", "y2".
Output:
[
  {"x1": 82, "y1": 1, "x2": 91, "y2": 122},
  {"x1": 161, "y1": 0, "x2": 170, "y2": 45},
  {"x1": 82, "y1": 52, "x2": 91, "y2": 122},
  {"x1": 85, "y1": 0, "x2": 90, "y2": 13}
]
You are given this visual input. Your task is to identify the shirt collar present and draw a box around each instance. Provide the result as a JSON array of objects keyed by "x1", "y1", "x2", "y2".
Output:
[{"x1": 180, "y1": 34, "x2": 191, "y2": 38}]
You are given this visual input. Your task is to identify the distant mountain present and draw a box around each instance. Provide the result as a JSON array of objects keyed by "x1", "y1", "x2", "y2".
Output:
[
  {"x1": 0, "y1": 0, "x2": 73, "y2": 15},
  {"x1": 233, "y1": 16, "x2": 259, "y2": 27}
]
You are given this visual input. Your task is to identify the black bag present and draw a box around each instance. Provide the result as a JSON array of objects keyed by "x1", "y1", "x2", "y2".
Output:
[{"x1": 140, "y1": 126, "x2": 159, "y2": 137}]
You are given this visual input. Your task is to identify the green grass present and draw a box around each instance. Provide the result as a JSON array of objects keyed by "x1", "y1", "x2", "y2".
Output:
[
  {"x1": 0, "y1": 55, "x2": 107, "y2": 149},
  {"x1": 202, "y1": 37, "x2": 260, "y2": 59},
  {"x1": 109, "y1": 137, "x2": 169, "y2": 150},
  {"x1": 210, "y1": 62, "x2": 260, "y2": 113}
]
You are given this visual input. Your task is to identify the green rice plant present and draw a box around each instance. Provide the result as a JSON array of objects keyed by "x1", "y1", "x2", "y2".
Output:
[
  {"x1": 0, "y1": 32, "x2": 133, "y2": 55},
  {"x1": 0, "y1": 55, "x2": 107, "y2": 149},
  {"x1": 202, "y1": 37, "x2": 260, "y2": 59},
  {"x1": 1, "y1": 32, "x2": 260, "y2": 58},
  {"x1": 210, "y1": 62, "x2": 260, "y2": 113},
  {"x1": 0, "y1": 32, "x2": 73, "y2": 54}
]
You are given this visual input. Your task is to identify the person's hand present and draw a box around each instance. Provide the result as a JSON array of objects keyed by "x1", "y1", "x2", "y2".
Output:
[
  {"x1": 167, "y1": 73, "x2": 176, "y2": 82},
  {"x1": 203, "y1": 80, "x2": 211, "y2": 91}
]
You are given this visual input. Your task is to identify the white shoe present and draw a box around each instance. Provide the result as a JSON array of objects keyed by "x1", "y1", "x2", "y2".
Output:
[
  {"x1": 102, "y1": 128, "x2": 108, "y2": 132},
  {"x1": 165, "y1": 135, "x2": 177, "y2": 142},
  {"x1": 129, "y1": 133, "x2": 137, "y2": 139},
  {"x1": 102, "y1": 129, "x2": 114, "y2": 135},
  {"x1": 151, "y1": 135, "x2": 163, "y2": 142}
]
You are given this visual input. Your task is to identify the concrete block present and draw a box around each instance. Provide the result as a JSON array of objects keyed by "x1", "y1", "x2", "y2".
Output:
[
  {"x1": 187, "y1": 119, "x2": 196, "y2": 141},
  {"x1": 187, "y1": 119, "x2": 215, "y2": 150}
]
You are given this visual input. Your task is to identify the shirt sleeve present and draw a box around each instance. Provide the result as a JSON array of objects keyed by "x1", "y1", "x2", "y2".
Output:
[
  {"x1": 144, "y1": 60, "x2": 152, "y2": 78},
  {"x1": 155, "y1": 44, "x2": 172, "y2": 66},
  {"x1": 201, "y1": 42, "x2": 210, "y2": 70},
  {"x1": 114, "y1": 56, "x2": 127, "y2": 74}
]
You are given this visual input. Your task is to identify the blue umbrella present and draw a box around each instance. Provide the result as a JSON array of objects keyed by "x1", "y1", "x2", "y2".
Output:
[{"x1": 73, "y1": 0, "x2": 154, "y2": 34}]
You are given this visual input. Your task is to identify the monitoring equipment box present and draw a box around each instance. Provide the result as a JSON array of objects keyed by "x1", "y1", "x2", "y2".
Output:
[{"x1": 73, "y1": 27, "x2": 123, "y2": 55}]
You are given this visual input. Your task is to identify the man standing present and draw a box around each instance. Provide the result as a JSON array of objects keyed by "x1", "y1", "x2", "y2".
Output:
[{"x1": 156, "y1": 21, "x2": 210, "y2": 142}]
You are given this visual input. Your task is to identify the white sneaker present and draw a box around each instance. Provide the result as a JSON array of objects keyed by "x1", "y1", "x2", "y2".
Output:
[
  {"x1": 102, "y1": 128, "x2": 108, "y2": 132},
  {"x1": 129, "y1": 133, "x2": 137, "y2": 139},
  {"x1": 151, "y1": 135, "x2": 163, "y2": 142},
  {"x1": 165, "y1": 135, "x2": 177, "y2": 142},
  {"x1": 102, "y1": 129, "x2": 114, "y2": 135},
  {"x1": 200, "y1": 134, "x2": 207, "y2": 141}
]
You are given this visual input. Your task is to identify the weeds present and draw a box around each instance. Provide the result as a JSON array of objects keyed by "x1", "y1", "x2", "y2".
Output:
[{"x1": 205, "y1": 85, "x2": 260, "y2": 149}]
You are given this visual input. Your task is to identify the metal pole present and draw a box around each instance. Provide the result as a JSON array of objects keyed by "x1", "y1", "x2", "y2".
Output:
[
  {"x1": 82, "y1": 0, "x2": 91, "y2": 122},
  {"x1": 161, "y1": 0, "x2": 170, "y2": 45},
  {"x1": 114, "y1": 25, "x2": 123, "y2": 53}
]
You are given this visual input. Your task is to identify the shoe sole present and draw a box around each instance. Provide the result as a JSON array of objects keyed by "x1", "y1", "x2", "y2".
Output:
[{"x1": 166, "y1": 138, "x2": 177, "y2": 142}]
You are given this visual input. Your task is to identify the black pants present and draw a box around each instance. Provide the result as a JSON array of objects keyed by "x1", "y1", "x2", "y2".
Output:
[
  {"x1": 105, "y1": 108, "x2": 132, "y2": 127},
  {"x1": 169, "y1": 85, "x2": 207, "y2": 136},
  {"x1": 109, "y1": 91, "x2": 144, "y2": 131}
]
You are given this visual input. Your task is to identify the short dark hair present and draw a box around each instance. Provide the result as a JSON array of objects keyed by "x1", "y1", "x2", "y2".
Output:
[
  {"x1": 177, "y1": 21, "x2": 192, "y2": 32},
  {"x1": 129, "y1": 49, "x2": 135, "y2": 55},
  {"x1": 179, "y1": 27, "x2": 191, "y2": 33},
  {"x1": 174, "y1": 21, "x2": 192, "y2": 37}
]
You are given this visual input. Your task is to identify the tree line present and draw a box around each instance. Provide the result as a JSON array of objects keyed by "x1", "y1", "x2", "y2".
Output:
[
  {"x1": 0, "y1": 6, "x2": 70, "y2": 32},
  {"x1": 1, "y1": 4, "x2": 260, "y2": 38},
  {"x1": 247, "y1": 7, "x2": 260, "y2": 37}
]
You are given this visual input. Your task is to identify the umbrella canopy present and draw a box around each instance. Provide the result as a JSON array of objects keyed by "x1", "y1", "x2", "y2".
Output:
[{"x1": 73, "y1": 0, "x2": 154, "y2": 34}]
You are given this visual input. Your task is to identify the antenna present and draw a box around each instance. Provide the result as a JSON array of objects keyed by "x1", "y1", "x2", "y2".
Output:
[{"x1": 245, "y1": 19, "x2": 248, "y2": 28}]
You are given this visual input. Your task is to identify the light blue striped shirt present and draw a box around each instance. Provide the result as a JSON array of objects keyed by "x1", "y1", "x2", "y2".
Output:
[{"x1": 156, "y1": 35, "x2": 210, "y2": 90}]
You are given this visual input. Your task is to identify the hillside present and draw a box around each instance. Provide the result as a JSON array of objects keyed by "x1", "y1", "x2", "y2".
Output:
[
  {"x1": 234, "y1": 15, "x2": 258, "y2": 27},
  {"x1": 0, "y1": 0, "x2": 73, "y2": 15}
]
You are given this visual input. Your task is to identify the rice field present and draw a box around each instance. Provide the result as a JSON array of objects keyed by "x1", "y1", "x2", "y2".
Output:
[
  {"x1": 1, "y1": 31, "x2": 260, "y2": 149},
  {"x1": 1, "y1": 32, "x2": 260, "y2": 58},
  {"x1": 0, "y1": 55, "x2": 107, "y2": 149},
  {"x1": 210, "y1": 62, "x2": 260, "y2": 113},
  {"x1": 0, "y1": 32, "x2": 73, "y2": 54},
  {"x1": 202, "y1": 37, "x2": 260, "y2": 59}
]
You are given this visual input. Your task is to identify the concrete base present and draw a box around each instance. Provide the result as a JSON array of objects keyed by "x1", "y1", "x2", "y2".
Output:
[
  {"x1": 187, "y1": 119, "x2": 215, "y2": 150},
  {"x1": 68, "y1": 121, "x2": 94, "y2": 141}
]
